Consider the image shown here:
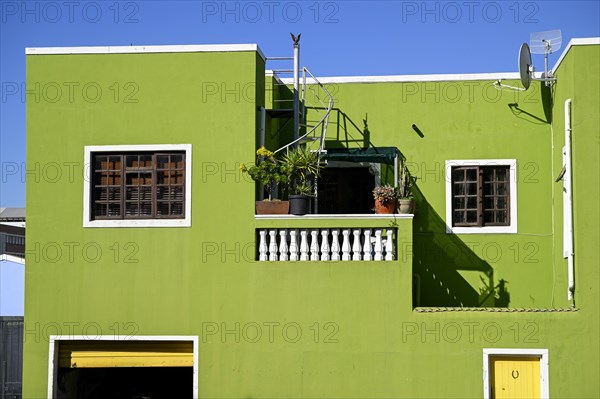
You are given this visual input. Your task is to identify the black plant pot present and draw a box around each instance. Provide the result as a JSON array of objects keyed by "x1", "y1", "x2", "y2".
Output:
[{"x1": 289, "y1": 194, "x2": 309, "y2": 215}]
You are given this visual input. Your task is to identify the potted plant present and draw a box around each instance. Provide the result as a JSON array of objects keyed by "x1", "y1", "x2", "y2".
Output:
[
  {"x1": 396, "y1": 164, "x2": 416, "y2": 214},
  {"x1": 281, "y1": 146, "x2": 320, "y2": 215},
  {"x1": 372, "y1": 165, "x2": 416, "y2": 214},
  {"x1": 240, "y1": 147, "x2": 290, "y2": 214},
  {"x1": 373, "y1": 185, "x2": 397, "y2": 214}
]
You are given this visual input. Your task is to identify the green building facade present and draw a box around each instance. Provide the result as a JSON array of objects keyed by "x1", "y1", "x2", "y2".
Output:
[{"x1": 24, "y1": 39, "x2": 599, "y2": 397}]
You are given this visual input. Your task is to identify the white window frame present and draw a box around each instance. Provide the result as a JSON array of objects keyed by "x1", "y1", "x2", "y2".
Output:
[
  {"x1": 48, "y1": 335, "x2": 199, "y2": 398},
  {"x1": 445, "y1": 159, "x2": 517, "y2": 234},
  {"x1": 483, "y1": 348, "x2": 549, "y2": 399},
  {"x1": 83, "y1": 144, "x2": 192, "y2": 228}
]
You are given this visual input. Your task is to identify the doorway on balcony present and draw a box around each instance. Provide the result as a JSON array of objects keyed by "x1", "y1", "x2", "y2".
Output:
[
  {"x1": 317, "y1": 162, "x2": 379, "y2": 214},
  {"x1": 317, "y1": 146, "x2": 401, "y2": 214}
]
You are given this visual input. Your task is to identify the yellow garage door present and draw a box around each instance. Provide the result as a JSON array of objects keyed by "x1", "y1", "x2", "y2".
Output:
[
  {"x1": 58, "y1": 340, "x2": 193, "y2": 368},
  {"x1": 491, "y1": 356, "x2": 541, "y2": 399}
]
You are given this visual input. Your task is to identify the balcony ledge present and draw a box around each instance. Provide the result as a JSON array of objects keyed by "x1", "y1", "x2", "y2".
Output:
[
  {"x1": 254, "y1": 213, "x2": 413, "y2": 230},
  {"x1": 255, "y1": 213, "x2": 414, "y2": 220}
]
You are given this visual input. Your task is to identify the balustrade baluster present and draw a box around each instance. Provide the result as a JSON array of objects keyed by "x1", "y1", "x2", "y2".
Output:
[
  {"x1": 310, "y1": 230, "x2": 320, "y2": 260},
  {"x1": 363, "y1": 229, "x2": 372, "y2": 261},
  {"x1": 341, "y1": 229, "x2": 351, "y2": 261},
  {"x1": 268, "y1": 230, "x2": 278, "y2": 261},
  {"x1": 279, "y1": 230, "x2": 289, "y2": 261},
  {"x1": 258, "y1": 230, "x2": 268, "y2": 261},
  {"x1": 300, "y1": 230, "x2": 309, "y2": 261},
  {"x1": 352, "y1": 229, "x2": 362, "y2": 260},
  {"x1": 374, "y1": 229, "x2": 383, "y2": 261},
  {"x1": 320, "y1": 229, "x2": 330, "y2": 261},
  {"x1": 385, "y1": 228, "x2": 394, "y2": 260},
  {"x1": 331, "y1": 229, "x2": 341, "y2": 261},
  {"x1": 289, "y1": 230, "x2": 299, "y2": 261}
]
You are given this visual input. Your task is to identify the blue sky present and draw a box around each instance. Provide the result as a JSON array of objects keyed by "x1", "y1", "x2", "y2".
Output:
[
  {"x1": 1, "y1": 260, "x2": 24, "y2": 314},
  {"x1": 0, "y1": 0, "x2": 599, "y2": 207}
]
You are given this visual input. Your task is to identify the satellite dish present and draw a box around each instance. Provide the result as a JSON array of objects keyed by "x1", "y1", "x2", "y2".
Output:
[{"x1": 519, "y1": 43, "x2": 532, "y2": 90}]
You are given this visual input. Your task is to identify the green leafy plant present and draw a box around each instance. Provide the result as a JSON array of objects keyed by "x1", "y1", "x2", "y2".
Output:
[
  {"x1": 397, "y1": 164, "x2": 416, "y2": 199},
  {"x1": 294, "y1": 182, "x2": 313, "y2": 196},
  {"x1": 281, "y1": 146, "x2": 320, "y2": 196},
  {"x1": 240, "y1": 147, "x2": 289, "y2": 201}
]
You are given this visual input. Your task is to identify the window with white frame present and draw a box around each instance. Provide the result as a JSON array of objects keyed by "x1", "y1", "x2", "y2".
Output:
[
  {"x1": 445, "y1": 159, "x2": 517, "y2": 234},
  {"x1": 84, "y1": 145, "x2": 192, "y2": 228}
]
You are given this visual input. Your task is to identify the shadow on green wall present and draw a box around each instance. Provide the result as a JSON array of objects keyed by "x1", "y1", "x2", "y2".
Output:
[
  {"x1": 314, "y1": 108, "x2": 511, "y2": 308},
  {"x1": 298, "y1": 107, "x2": 373, "y2": 149},
  {"x1": 541, "y1": 81, "x2": 553, "y2": 123},
  {"x1": 506, "y1": 81, "x2": 553, "y2": 125},
  {"x1": 326, "y1": 108, "x2": 371, "y2": 148},
  {"x1": 412, "y1": 185, "x2": 511, "y2": 308},
  {"x1": 269, "y1": 99, "x2": 512, "y2": 308},
  {"x1": 265, "y1": 83, "x2": 295, "y2": 150}
]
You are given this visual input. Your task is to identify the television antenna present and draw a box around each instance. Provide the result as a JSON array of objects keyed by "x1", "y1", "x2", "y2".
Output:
[{"x1": 494, "y1": 29, "x2": 561, "y2": 91}]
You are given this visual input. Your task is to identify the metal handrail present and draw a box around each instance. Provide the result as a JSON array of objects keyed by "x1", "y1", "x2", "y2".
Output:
[{"x1": 273, "y1": 67, "x2": 334, "y2": 156}]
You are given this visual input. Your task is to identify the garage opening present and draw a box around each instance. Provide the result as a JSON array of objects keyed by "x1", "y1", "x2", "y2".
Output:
[{"x1": 52, "y1": 339, "x2": 195, "y2": 399}]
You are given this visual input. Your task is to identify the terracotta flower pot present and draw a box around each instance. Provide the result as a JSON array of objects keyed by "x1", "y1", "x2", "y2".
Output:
[
  {"x1": 255, "y1": 200, "x2": 290, "y2": 215},
  {"x1": 375, "y1": 199, "x2": 395, "y2": 214}
]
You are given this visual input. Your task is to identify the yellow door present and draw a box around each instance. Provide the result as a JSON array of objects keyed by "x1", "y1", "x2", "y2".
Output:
[{"x1": 490, "y1": 356, "x2": 541, "y2": 399}]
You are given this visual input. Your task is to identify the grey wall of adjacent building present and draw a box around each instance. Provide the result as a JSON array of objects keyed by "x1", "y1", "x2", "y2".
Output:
[{"x1": 0, "y1": 317, "x2": 23, "y2": 399}]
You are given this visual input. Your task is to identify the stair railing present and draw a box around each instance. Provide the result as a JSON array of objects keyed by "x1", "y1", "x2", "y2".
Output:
[{"x1": 273, "y1": 67, "x2": 334, "y2": 156}]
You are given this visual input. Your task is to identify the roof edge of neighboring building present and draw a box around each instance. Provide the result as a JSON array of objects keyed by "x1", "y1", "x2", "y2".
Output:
[
  {"x1": 0, "y1": 208, "x2": 25, "y2": 221},
  {"x1": 0, "y1": 254, "x2": 25, "y2": 265}
]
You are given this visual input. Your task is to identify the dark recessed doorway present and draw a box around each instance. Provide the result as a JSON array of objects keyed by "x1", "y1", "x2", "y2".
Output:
[{"x1": 318, "y1": 167, "x2": 375, "y2": 214}]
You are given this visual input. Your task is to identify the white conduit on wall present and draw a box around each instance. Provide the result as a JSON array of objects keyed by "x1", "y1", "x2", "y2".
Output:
[{"x1": 564, "y1": 99, "x2": 575, "y2": 301}]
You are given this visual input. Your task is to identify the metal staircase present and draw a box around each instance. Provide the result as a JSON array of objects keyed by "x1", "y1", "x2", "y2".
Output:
[
  {"x1": 274, "y1": 66, "x2": 334, "y2": 157},
  {"x1": 262, "y1": 34, "x2": 334, "y2": 211}
]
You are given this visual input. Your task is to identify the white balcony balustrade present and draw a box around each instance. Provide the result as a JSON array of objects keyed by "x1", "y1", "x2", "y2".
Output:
[{"x1": 257, "y1": 227, "x2": 396, "y2": 261}]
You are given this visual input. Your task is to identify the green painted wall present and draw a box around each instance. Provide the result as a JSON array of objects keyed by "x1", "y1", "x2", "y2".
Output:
[
  {"x1": 24, "y1": 50, "x2": 263, "y2": 397},
  {"x1": 551, "y1": 44, "x2": 600, "y2": 309},
  {"x1": 25, "y1": 44, "x2": 599, "y2": 398},
  {"x1": 305, "y1": 45, "x2": 598, "y2": 397},
  {"x1": 303, "y1": 76, "x2": 556, "y2": 308},
  {"x1": 549, "y1": 43, "x2": 600, "y2": 397}
]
